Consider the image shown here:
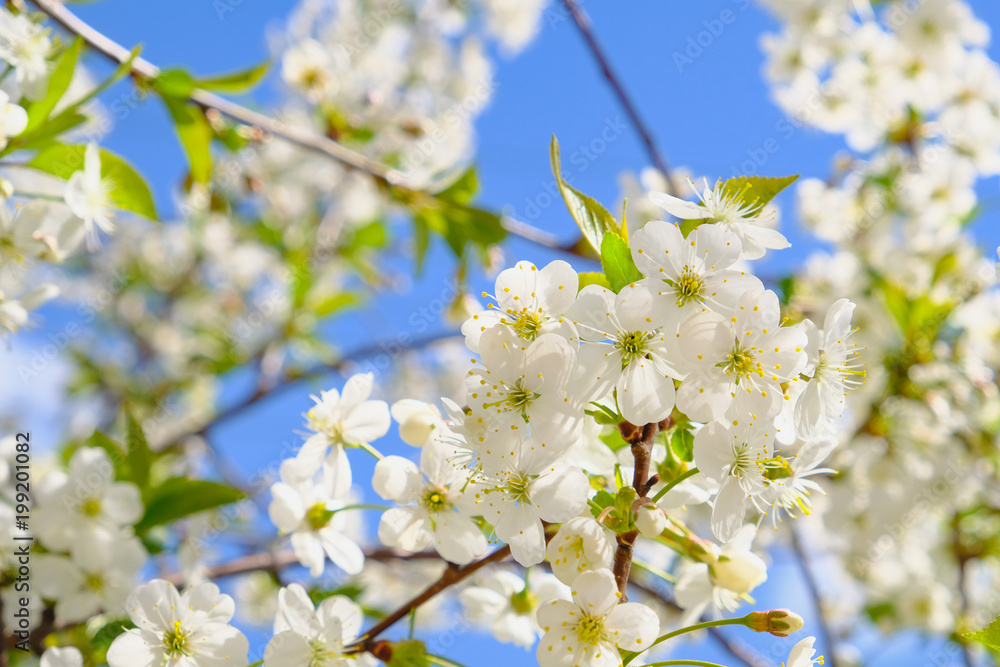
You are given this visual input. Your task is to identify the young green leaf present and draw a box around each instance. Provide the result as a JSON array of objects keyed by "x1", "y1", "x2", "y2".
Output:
[
  {"x1": 550, "y1": 135, "x2": 620, "y2": 253},
  {"x1": 719, "y1": 174, "x2": 799, "y2": 210},
  {"x1": 964, "y1": 614, "x2": 1000, "y2": 651},
  {"x1": 135, "y1": 478, "x2": 247, "y2": 533},
  {"x1": 152, "y1": 68, "x2": 196, "y2": 98},
  {"x1": 160, "y1": 95, "x2": 213, "y2": 184},
  {"x1": 578, "y1": 271, "x2": 611, "y2": 291},
  {"x1": 600, "y1": 232, "x2": 643, "y2": 293},
  {"x1": 24, "y1": 36, "x2": 83, "y2": 133},
  {"x1": 28, "y1": 143, "x2": 158, "y2": 219},
  {"x1": 435, "y1": 167, "x2": 478, "y2": 205},
  {"x1": 124, "y1": 409, "x2": 153, "y2": 487},
  {"x1": 196, "y1": 61, "x2": 270, "y2": 93}
]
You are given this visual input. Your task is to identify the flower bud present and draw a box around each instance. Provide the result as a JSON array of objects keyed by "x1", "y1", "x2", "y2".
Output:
[
  {"x1": 634, "y1": 502, "x2": 668, "y2": 538},
  {"x1": 709, "y1": 550, "x2": 767, "y2": 595},
  {"x1": 391, "y1": 399, "x2": 441, "y2": 447},
  {"x1": 746, "y1": 609, "x2": 805, "y2": 637}
]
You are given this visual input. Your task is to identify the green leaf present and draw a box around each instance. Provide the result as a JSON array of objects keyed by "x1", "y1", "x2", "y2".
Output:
[
  {"x1": 599, "y1": 428, "x2": 631, "y2": 453},
  {"x1": 600, "y1": 233, "x2": 643, "y2": 293},
  {"x1": 351, "y1": 221, "x2": 387, "y2": 249},
  {"x1": 195, "y1": 61, "x2": 269, "y2": 93},
  {"x1": 314, "y1": 292, "x2": 359, "y2": 317},
  {"x1": 719, "y1": 174, "x2": 799, "y2": 210},
  {"x1": 14, "y1": 110, "x2": 88, "y2": 150},
  {"x1": 669, "y1": 427, "x2": 694, "y2": 463},
  {"x1": 125, "y1": 409, "x2": 152, "y2": 487},
  {"x1": 24, "y1": 36, "x2": 83, "y2": 133},
  {"x1": 85, "y1": 431, "x2": 128, "y2": 479},
  {"x1": 578, "y1": 272, "x2": 611, "y2": 291},
  {"x1": 153, "y1": 68, "x2": 196, "y2": 98},
  {"x1": 91, "y1": 618, "x2": 135, "y2": 649},
  {"x1": 387, "y1": 639, "x2": 430, "y2": 667},
  {"x1": 964, "y1": 614, "x2": 1000, "y2": 651},
  {"x1": 550, "y1": 135, "x2": 620, "y2": 253},
  {"x1": 136, "y1": 478, "x2": 246, "y2": 533},
  {"x1": 435, "y1": 167, "x2": 478, "y2": 205},
  {"x1": 28, "y1": 143, "x2": 158, "y2": 219},
  {"x1": 413, "y1": 213, "x2": 430, "y2": 275},
  {"x1": 160, "y1": 94, "x2": 213, "y2": 184}
]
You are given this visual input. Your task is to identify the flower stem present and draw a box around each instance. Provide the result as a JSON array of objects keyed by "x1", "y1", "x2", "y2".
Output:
[
  {"x1": 622, "y1": 616, "x2": 752, "y2": 666},
  {"x1": 357, "y1": 441, "x2": 385, "y2": 460},
  {"x1": 639, "y1": 661, "x2": 729, "y2": 667},
  {"x1": 651, "y1": 467, "x2": 699, "y2": 503},
  {"x1": 12, "y1": 189, "x2": 65, "y2": 202}
]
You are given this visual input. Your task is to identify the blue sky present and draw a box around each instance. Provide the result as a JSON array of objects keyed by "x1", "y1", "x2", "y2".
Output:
[{"x1": 12, "y1": 0, "x2": 1000, "y2": 665}]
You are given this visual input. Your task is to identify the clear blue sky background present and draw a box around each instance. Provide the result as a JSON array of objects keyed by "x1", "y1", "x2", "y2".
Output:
[{"x1": 13, "y1": 0, "x2": 1000, "y2": 665}]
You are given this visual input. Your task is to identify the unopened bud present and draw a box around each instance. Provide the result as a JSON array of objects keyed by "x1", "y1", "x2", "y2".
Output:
[
  {"x1": 634, "y1": 502, "x2": 668, "y2": 538},
  {"x1": 746, "y1": 609, "x2": 805, "y2": 637}
]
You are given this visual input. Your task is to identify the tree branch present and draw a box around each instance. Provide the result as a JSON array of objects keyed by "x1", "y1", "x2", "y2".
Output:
[
  {"x1": 347, "y1": 546, "x2": 512, "y2": 653},
  {"x1": 612, "y1": 421, "x2": 661, "y2": 602},
  {"x1": 27, "y1": 0, "x2": 588, "y2": 258},
  {"x1": 790, "y1": 525, "x2": 839, "y2": 667},
  {"x1": 559, "y1": 0, "x2": 679, "y2": 195}
]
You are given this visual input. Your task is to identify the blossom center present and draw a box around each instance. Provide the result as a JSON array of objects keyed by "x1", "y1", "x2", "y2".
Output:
[
  {"x1": 421, "y1": 485, "x2": 450, "y2": 513},
  {"x1": 722, "y1": 340, "x2": 762, "y2": 382},
  {"x1": 730, "y1": 442, "x2": 763, "y2": 480},
  {"x1": 162, "y1": 620, "x2": 192, "y2": 658},
  {"x1": 671, "y1": 269, "x2": 704, "y2": 306},
  {"x1": 81, "y1": 497, "x2": 102, "y2": 517},
  {"x1": 306, "y1": 502, "x2": 333, "y2": 531},
  {"x1": 509, "y1": 587, "x2": 538, "y2": 615},
  {"x1": 308, "y1": 638, "x2": 343, "y2": 666},
  {"x1": 575, "y1": 615, "x2": 607, "y2": 646},
  {"x1": 506, "y1": 472, "x2": 533, "y2": 504},
  {"x1": 616, "y1": 330, "x2": 651, "y2": 365},
  {"x1": 509, "y1": 309, "x2": 543, "y2": 340}
]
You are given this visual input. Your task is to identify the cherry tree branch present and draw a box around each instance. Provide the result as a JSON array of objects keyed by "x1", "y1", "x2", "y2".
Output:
[
  {"x1": 559, "y1": 0, "x2": 679, "y2": 195},
  {"x1": 27, "y1": 0, "x2": 586, "y2": 257},
  {"x1": 346, "y1": 546, "x2": 512, "y2": 654},
  {"x1": 790, "y1": 525, "x2": 839, "y2": 667}
]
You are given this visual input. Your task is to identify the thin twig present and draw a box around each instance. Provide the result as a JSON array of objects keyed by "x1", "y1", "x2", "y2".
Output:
[
  {"x1": 559, "y1": 0, "x2": 679, "y2": 195},
  {"x1": 346, "y1": 546, "x2": 512, "y2": 653},
  {"x1": 790, "y1": 525, "x2": 839, "y2": 667},
  {"x1": 27, "y1": 0, "x2": 585, "y2": 257},
  {"x1": 612, "y1": 421, "x2": 662, "y2": 601}
]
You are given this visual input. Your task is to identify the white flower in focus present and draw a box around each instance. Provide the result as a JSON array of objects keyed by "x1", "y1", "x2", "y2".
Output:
[
  {"x1": 568, "y1": 282, "x2": 678, "y2": 426},
  {"x1": 0, "y1": 9, "x2": 52, "y2": 100},
  {"x1": 476, "y1": 432, "x2": 589, "y2": 566},
  {"x1": 694, "y1": 419, "x2": 775, "y2": 542},
  {"x1": 795, "y1": 298, "x2": 865, "y2": 438},
  {"x1": 763, "y1": 437, "x2": 837, "y2": 527},
  {"x1": 391, "y1": 399, "x2": 444, "y2": 447},
  {"x1": 372, "y1": 439, "x2": 487, "y2": 564},
  {"x1": 106, "y1": 580, "x2": 248, "y2": 667},
  {"x1": 0, "y1": 90, "x2": 27, "y2": 149},
  {"x1": 462, "y1": 260, "x2": 579, "y2": 352},
  {"x1": 466, "y1": 326, "x2": 582, "y2": 444},
  {"x1": 536, "y1": 569, "x2": 659, "y2": 667},
  {"x1": 545, "y1": 516, "x2": 614, "y2": 585},
  {"x1": 40, "y1": 646, "x2": 83, "y2": 667},
  {"x1": 650, "y1": 178, "x2": 790, "y2": 260},
  {"x1": 784, "y1": 636, "x2": 823, "y2": 667},
  {"x1": 630, "y1": 221, "x2": 762, "y2": 322},
  {"x1": 292, "y1": 372, "x2": 390, "y2": 495},
  {"x1": 64, "y1": 143, "x2": 115, "y2": 249},
  {"x1": 674, "y1": 525, "x2": 766, "y2": 623},
  {"x1": 33, "y1": 447, "x2": 142, "y2": 551},
  {"x1": 674, "y1": 287, "x2": 808, "y2": 423},
  {"x1": 268, "y1": 461, "x2": 364, "y2": 577},
  {"x1": 460, "y1": 569, "x2": 569, "y2": 648},
  {"x1": 264, "y1": 583, "x2": 376, "y2": 667}
]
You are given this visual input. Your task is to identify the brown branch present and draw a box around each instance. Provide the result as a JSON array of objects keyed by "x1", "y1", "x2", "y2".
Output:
[
  {"x1": 346, "y1": 545, "x2": 512, "y2": 653},
  {"x1": 28, "y1": 0, "x2": 587, "y2": 258},
  {"x1": 612, "y1": 421, "x2": 662, "y2": 602},
  {"x1": 559, "y1": 0, "x2": 679, "y2": 195},
  {"x1": 790, "y1": 525, "x2": 839, "y2": 667}
]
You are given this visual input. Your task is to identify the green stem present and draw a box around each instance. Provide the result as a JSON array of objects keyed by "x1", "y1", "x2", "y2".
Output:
[
  {"x1": 334, "y1": 503, "x2": 391, "y2": 513},
  {"x1": 427, "y1": 654, "x2": 471, "y2": 667},
  {"x1": 247, "y1": 661, "x2": 263, "y2": 667},
  {"x1": 12, "y1": 189, "x2": 65, "y2": 202},
  {"x1": 623, "y1": 616, "x2": 750, "y2": 666},
  {"x1": 0, "y1": 64, "x2": 12, "y2": 85},
  {"x1": 651, "y1": 467, "x2": 699, "y2": 503},
  {"x1": 357, "y1": 441, "x2": 384, "y2": 460},
  {"x1": 631, "y1": 557, "x2": 675, "y2": 584}
]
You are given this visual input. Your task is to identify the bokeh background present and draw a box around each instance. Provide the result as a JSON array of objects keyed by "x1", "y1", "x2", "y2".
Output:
[{"x1": 7, "y1": 1, "x2": 1000, "y2": 665}]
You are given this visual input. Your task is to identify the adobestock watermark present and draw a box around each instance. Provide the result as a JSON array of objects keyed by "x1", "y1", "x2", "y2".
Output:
[
  {"x1": 510, "y1": 115, "x2": 627, "y2": 223},
  {"x1": 673, "y1": 0, "x2": 752, "y2": 73}
]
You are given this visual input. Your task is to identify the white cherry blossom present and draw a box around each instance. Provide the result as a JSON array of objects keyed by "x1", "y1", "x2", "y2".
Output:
[
  {"x1": 545, "y1": 516, "x2": 615, "y2": 585},
  {"x1": 460, "y1": 568, "x2": 569, "y2": 647}
]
